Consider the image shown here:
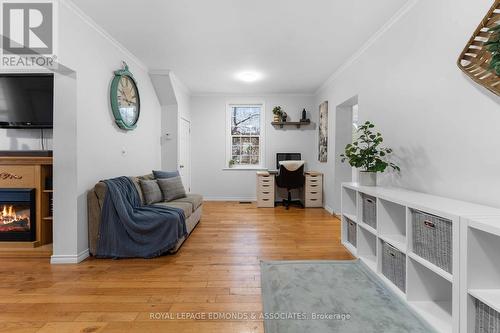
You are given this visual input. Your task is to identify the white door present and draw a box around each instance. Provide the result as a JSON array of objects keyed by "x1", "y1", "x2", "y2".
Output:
[{"x1": 179, "y1": 118, "x2": 191, "y2": 192}]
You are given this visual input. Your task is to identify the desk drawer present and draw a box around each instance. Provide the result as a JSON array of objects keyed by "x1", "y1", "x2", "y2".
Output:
[
  {"x1": 259, "y1": 181, "x2": 274, "y2": 188},
  {"x1": 258, "y1": 185, "x2": 273, "y2": 196},
  {"x1": 306, "y1": 191, "x2": 322, "y2": 201},
  {"x1": 305, "y1": 197, "x2": 322, "y2": 208},
  {"x1": 306, "y1": 183, "x2": 322, "y2": 192},
  {"x1": 257, "y1": 196, "x2": 274, "y2": 207},
  {"x1": 258, "y1": 177, "x2": 274, "y2": 186},
  {"x1": 258, "y1": 188, "x2": 274, "y2": 198},
  {"x1": 306, "y1": 177, "x2": 322, "y2": 186}
]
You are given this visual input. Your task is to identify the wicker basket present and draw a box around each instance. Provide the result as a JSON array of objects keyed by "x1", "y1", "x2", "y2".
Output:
[
  {"x1": 382, "y1": 241, "x2": 406, "y2": 292},
  {"x1": 475, "y1": 297, "x2": 500, "y2": 333},
  {"x1": 412, "y1": 210, "x2": 452, "y2": 273},
  {"x1": 347, "y1": 218, "x2": 357, "y2": 247},
  {"x1": 457, "y1": 0, "x2": 500, "y2": 97},
  {"x1": 362, "y1": 194, "x2": 377, "y2": 229}
]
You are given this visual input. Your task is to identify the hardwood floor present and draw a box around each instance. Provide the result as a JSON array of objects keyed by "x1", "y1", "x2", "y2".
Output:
[{"x1": 0, "y1": 201, "x2": 353, "y2": 333}]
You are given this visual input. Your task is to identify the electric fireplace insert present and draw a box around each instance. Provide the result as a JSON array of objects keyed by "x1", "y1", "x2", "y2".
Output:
[{"x1": 0, "y1": 189, "x2": 35, "y2": 241}]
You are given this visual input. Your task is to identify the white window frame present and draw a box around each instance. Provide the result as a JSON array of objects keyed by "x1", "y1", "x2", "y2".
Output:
[{"x1": 225, "y1": 102, "x2": 266, "y2": 170}]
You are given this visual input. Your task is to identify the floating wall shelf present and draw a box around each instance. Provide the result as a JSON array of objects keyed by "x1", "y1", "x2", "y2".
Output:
[{"x1": 271, "y1": 119, "x2": 311, "y2": 129}]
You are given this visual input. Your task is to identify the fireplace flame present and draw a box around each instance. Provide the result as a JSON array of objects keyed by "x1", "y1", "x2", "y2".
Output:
[{"x1": 1, "y1": 205, "x2": 27, "y2": 225}]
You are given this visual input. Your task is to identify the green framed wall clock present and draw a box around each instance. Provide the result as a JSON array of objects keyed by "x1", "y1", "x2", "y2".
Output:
[{"x1": 110, "y1": 61, "x2": 141, "y2": 130}]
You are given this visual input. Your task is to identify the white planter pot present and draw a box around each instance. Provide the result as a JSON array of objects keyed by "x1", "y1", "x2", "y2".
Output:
[{"x1": 359, "y1": 171, "x2": 377, "y2": 186}]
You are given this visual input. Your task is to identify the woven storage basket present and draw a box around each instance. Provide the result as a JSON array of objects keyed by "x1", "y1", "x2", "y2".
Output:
[
  {"x1": 347, "y1": 218, "x2": 357, "y2": 247},
  {"x1": 381, "y1": 241, "x2": 406, "y2": 292},
  {"x1": 361, "y1": 194, "x2": 377, "y2": 229},
  {"x1": 412, "y1": 210, "x2": 452, "y2": 273},
  {"x1": 475, "y1": 298, "x2": 500, "y2": 333},
  {"x1": 457, "y1": 0, "x2": 500, "y2": 96}
]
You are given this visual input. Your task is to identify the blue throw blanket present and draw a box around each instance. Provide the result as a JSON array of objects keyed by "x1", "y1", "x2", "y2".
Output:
[{"x1": 96, "y1": 176, "x2": 187, "y2": 259}]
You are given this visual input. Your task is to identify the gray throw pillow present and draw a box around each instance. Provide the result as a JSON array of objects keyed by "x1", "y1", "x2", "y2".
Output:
[
  {"x1": 139, "y1": 180, "x2": 163, "y2": 205},
  {"x1": 153, "y1": 170, "x2": 180, "y2": 179},
  {"x1": 157, "y1": 176, "x2": 186, "y2": 202}
]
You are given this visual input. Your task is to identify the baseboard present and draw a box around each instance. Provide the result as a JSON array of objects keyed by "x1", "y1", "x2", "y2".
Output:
[
  {"x1": 50, "y1": 248, "x2": 89, "y2": 264},
  {"x1": 324, "y1": 205, "x2": 334, "y2": 215},
  {"x1": 204, "y1": 196, "x2": 256, "y2": 202}
]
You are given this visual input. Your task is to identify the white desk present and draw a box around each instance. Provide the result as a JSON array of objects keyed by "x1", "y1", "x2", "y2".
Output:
[{"x1": 256, "y1": 171, "x2": 323, "y2": 208}]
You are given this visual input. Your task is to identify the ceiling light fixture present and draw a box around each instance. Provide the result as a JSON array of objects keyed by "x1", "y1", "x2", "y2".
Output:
[{"x1": 236, "y1": 71, "x2": 262, "y2": 83}]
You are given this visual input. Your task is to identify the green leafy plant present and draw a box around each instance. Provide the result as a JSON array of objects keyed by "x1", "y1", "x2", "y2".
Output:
[
  {"x1": 228, "y1": 159, "x2": 236, "y2": 168},
  {"x1": 272, "y1": 106, "x2": 283, "y2": 116},
  {"x1": 486, "y1": 24, "x2": 500, "y2": 75},
  {"x1": 340, "y1": 121, "x2": 400, "y2": 173}
]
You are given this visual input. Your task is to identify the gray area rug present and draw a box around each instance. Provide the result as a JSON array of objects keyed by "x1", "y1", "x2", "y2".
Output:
[{"x1": 261, "y1": 260, "x2": 436, "y2": 333}]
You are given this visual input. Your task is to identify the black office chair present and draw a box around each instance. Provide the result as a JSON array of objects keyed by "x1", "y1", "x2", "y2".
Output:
[{"x1": 276, "y1": 163, "x2": 305, "y2": 209}]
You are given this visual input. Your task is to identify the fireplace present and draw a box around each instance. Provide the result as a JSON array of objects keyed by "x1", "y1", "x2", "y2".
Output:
[{"x1": 0, "y1": 189, "x2": 35, "y2": 241}]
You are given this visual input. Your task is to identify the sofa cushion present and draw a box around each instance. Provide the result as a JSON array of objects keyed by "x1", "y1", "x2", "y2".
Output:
[
  {"x1": 129, "y1": 177, "x2": 145, "y2": 206},
  {"x1": 157, "y1": 176, "x2": 186, "y2": 202},
  {"x1": 174, "y1": 194, "x2": 203, "y2": 211},
  {"x1": 153, "y1": 170, "x2": 180, "y2": 179},
  {"x1": 154, "y1": 201, "x2": 192, "y2": 218},
  {"x1": 139, "y1": 174, "x2": 154, "y2": 181},
  {"x1": 139, "y1": 180, "x2": 163, "y2": 205}
]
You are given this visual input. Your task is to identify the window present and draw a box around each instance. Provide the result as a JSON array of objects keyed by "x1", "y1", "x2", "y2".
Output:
[{"x1": 226, "y1": 103, "x2": 264, "y2": 168}]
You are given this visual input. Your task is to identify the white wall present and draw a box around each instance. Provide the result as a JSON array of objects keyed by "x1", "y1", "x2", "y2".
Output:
[
  {"x1": 170, "y1": 73, "x2": 191, "y2": 121},
  {"x1": 52, "y1": 1, "x2": 162, "y2": 262},
  {"x1": 312, "y1": 0, "x2": 500, "y2": 212},
  {"x1": 150, "y1": 72, "x2": 191, "y2": 171},
  {"x1": 0, "y1": 129, "x2": 53, "y2": 150},
  {"x1": 160, "y1": 104, "x2": 178, "y2": 170},
  {"x1": 191, "y1": 94, "x2": 315, "y2": 200}
]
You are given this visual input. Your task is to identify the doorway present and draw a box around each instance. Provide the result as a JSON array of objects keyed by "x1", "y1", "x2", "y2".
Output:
[
  {"x1": 179, "y1": 117, "x2": 191, "y2": 192},
  {"x1": 333, "y1": 96, "x2": 358, "y2": 213}
]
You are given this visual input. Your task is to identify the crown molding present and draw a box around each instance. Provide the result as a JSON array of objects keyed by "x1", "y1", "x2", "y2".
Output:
[
  {"x1": 191, "y1": 92, "x2": 315, "y2": 98},
  {"x1": 314, "y1": 0, "x2": 418, "y2": 95},
  {"x1": 60, "y1": 0, "x2": 148, "y2": 72},
  {"x1": 169, "y1": 72, "x2": 192, "y2": 96},
  {"x1": 149, "y1": 69, "x2": 172, "y2": 76}
]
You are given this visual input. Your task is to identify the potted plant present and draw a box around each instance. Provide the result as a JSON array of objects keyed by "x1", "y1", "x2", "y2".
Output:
[
  {"x1": 228, "y1": 159, "x2": 236, "y2": 168},
  {"x1": 340, "y1": 121, "x2": 400, "y2": 186},
  {"x1": 272, "y1": 106, "x2": 283, "y2": 122}
]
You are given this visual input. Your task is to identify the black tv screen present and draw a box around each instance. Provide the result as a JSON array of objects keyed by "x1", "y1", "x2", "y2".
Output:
[{"x1": 0, "y1": 74, "x2": 54, "y2": 129}]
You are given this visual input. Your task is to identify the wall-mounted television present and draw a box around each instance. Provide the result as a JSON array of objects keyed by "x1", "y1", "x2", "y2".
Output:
[{"x1": 0, "y1": 74, "x2": 54, "y2": 129}]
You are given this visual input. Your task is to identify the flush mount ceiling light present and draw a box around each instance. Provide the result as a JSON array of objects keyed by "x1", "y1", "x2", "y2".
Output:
[{"x1": 236, "y1": 71, "x2": 263, "y2": 83}]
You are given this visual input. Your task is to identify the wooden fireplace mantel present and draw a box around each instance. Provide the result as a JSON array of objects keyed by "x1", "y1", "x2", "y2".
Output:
[{"x1": 0, "y1": 154, "x2": 53, "y2": 251}]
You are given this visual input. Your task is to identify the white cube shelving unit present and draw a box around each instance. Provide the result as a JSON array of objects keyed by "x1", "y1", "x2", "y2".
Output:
[
  {"x1": 357, "y1": 226, "x2": 377, "y2": 271},
  {"x1": 341, "y1": 183, "x2": 500, "y2": 333},
  {"x1": 460, "y1": 216, "x2": 500, "y2": 333}
]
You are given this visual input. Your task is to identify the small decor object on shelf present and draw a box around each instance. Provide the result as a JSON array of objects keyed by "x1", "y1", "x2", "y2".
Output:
[
  {"x1": 340, "y1": 121, "x2": 400, "y2": 186},
  {"x1": 301, "y1": 108, "x2": 307, "y2": 122},
  {"x1": 281, "y1": 112, "x2": 288, "y2": 122},
  {"x1": 457, "y1": 0, "x2": 500, "y2": 96},
  {"x1": 318, "y1": 101, "x2": 328, "y2": 162},
  {"x1": 228, "y1": 159, "x2": 236, "y2": 168},
  {"x1": 110, "y1": 61, "x2": 141, "y2": 130},
  {"x1": 272, "y1": 106, "x2": 283, "y2": 122}
]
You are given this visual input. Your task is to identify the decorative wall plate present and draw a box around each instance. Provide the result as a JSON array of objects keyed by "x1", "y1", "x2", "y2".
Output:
[{"x1": 457, "y1": 0, "x2": 500, "y2": 96}]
